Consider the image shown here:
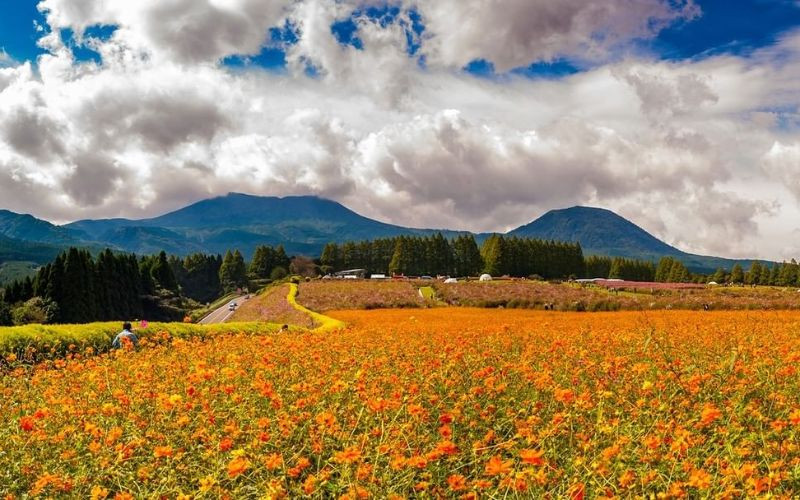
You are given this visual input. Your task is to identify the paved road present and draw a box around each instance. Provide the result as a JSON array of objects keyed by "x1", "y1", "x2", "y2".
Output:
[{"x1": 199, "y1": 296, "x2": 246, "y2": 325}]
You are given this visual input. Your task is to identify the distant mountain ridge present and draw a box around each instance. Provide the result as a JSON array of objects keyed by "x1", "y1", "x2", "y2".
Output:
[
  {"x1": 0, "y1": 194, "x2": 773, "y2": 274},
  {"x1": 508, "y1": 206, "x2": 763, "y2": 273}
]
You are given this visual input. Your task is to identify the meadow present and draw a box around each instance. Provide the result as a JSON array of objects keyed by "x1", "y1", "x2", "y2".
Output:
[
  {"x1": 431, "y1": 280, "x2": 800, "y2": 311},
  {"x1": 2, "y1": 308, "x2": 800, "y2": 497},
  {"x1": 231, "y1": 284, "x2": 318, "y2": 329}
]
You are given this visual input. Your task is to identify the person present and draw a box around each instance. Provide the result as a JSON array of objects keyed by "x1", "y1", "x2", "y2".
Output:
[
  {"x1": 280, "y1": 324, "x2": 289, "y2": 332},
  {"x1": 112, "y1": 322, "x2": 139, "y2": 349}
]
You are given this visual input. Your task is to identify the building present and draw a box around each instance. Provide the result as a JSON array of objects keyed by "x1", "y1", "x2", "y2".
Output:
[{"x1": 334, "y1": 269, "x2": 367, "y2": 279}]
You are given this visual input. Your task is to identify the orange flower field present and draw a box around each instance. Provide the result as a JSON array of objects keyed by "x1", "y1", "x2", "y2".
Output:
[{"x1": 3, "y1": 308, "x2": 800, "y2": 497}]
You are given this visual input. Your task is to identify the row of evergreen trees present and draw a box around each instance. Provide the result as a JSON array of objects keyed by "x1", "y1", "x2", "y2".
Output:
[
  {"x1": 2, "y1": 249, "x2": 171, "y2": 324},
  {"x1": 320, "y1": 234, "x2": 486, "y2": 278},
  {"x1": 709, "y1": 260, "x2": 800, "y2": 286},
  {"x1": 1, "y1": 244, "x2": 291, "y2": 325},
  {"x1": 321, "y1": 234, "x2": 586, "y2": 279}
]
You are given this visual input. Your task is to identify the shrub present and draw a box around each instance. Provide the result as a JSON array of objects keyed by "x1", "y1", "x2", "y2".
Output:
[
  {"x1": 270, "y1": 266, "x2": 288, "y2": 280},
  {"x1": 12, "y1": 297, "x2": 59, "y2": 325}
]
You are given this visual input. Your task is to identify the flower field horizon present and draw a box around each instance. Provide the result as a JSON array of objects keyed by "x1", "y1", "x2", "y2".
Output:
[{"x1": 3, "y1": 308, "x2": 800, "y2": 497}]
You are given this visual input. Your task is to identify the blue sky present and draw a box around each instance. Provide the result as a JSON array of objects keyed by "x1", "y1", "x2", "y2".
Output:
[{"x1": 4, "y1": 0, "x2": 800, "y2": 76}]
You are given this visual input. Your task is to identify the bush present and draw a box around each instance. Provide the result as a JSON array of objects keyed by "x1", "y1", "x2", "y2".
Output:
[
  {"x1": 12, "y1": 297, "x2": 59, "y2": 325},
  {"x1": 270, "y1": 267, "x2": 288, "y2": 280}
]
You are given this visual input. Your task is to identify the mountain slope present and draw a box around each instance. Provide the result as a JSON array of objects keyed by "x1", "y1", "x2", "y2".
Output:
[
  {"x1": 510, "y1": 206, "x2": 683, "y2": 259},
  {"x1": 0, "y1": 210, "x2": 85, "y2": 244},
  {"x1": 1, "y1": 195, "x2": 773, "y2": 272},
  {"x1": 66, "y1": 194, "x2": 468, "y2": 257},
  {"x1": 0, "y1": 234, "x2": 65, "y2": 264},
  {"x1": 509, "y1": 206, "x2": 764, "y2": 273}
]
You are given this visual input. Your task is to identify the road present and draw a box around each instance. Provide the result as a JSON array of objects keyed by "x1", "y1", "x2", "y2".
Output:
[{"x1": 198, "y1": 296, "x2": 246, "y2": 325}]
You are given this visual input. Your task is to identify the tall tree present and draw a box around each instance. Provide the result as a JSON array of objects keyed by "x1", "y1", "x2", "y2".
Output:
[{"x1": 730, "y1": 263, "x2": 745, "y2": 284}]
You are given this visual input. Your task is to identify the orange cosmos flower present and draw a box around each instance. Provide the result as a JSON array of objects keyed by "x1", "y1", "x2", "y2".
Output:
[
  {"x1": 19, "y1": 416, "x2": 35, "y2": 432},
  {"x1": 227, "y1": 456, "x2": 250, "y2": 478},
  {"x1": 447, "y1": 474, "x2": 468, "y2": 491},
  {"x1": 334, "y1": 446, "x2": 362, "y2": 464},
  {"x1": 153, "y1": 446, "x2": 173, "y2": 459},
  {"x1": 519, "y1": 449, "x2": 545, "y2": 466},
  {"x1": 699, "y1": 404, "x2": 722, "y2": 427},
  {"x1": 484, "y1": 455, "x2": 513, "y2": 476}
]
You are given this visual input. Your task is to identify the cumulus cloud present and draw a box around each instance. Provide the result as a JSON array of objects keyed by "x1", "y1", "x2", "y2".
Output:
[
  {"x1": 0, "y1": 1, "x2": 798, "y2": 260},
  {"x1": 37, "y1": 0, "x2": 291, "y2": 64},
  {"x1": 413, "y1": 0, "x2": 700, "y2": 71}
]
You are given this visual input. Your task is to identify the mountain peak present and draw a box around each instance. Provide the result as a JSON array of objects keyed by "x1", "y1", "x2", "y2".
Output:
[{"x1": 510, "y1": 205, "x2": 681, "y2": 260}]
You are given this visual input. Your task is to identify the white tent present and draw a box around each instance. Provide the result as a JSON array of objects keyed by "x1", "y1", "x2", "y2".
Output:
[
  {"x1": 479, "y1": 274, "x2": 492, "y2": 282},
  {"x1": 444, "y1": 278, "x2": 457, "y2": 284}
]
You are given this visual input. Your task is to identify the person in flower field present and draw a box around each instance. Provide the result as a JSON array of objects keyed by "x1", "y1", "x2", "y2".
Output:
[{"x1": 112, "y1": 322, "x2": 139, "y2": 349}]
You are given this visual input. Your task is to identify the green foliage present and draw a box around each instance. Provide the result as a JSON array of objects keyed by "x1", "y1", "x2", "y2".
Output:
[
  {"x1": 323, "y1": 233, "x2": 583, "y2": 279},
  {"x1": 219, "y1": 250, "x2": 248, "y2": 293},
  {"x1": 480, "y1": 235, "x2": 506, "y2": 277},
  {"x1": 389, "y1": 237, "x2": 415, "y2": 276},
  {"x1": 0, "y1": 261, "x2": 39, "y2": 286},
  {"x1": 452, "y1": 234, "x2": 483, "y2": 277},
  {"x1": 177, "y1": 253, "x2": 222, "y2": 303},
  {"x1": 730, "y1": 263, "x2": 745, "y2": 284},
  {"x1": 654, "y1": 257, "x2": 690, "y2": 283},
  {"x1": 0, "y1": 300, "x2": 12, "y2": 326},
  {"x1": 249, "y1": 245, "x2": 290, "y2": 280},
  {"x1": 11, "y1": 297, "x2": 58, "y2": 325},
  {"x1": 149, "y1": 251, "x2": 178, "y2": 292},
  {"x1": 270, "y1": 266, "x2": 288, "y2": 281},
  {"x1": 608, "y1": 257, "x2": 655, "y2": 281}
]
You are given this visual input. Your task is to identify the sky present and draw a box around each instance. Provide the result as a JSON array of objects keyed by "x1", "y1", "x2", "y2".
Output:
[{"x1": 0, "y1": 0, "x2": 799, "y2": 260}]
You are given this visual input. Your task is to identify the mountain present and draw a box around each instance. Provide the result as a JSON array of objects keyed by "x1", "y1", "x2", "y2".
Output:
[
  {"x1": 509, "y1": 206, "x2": 764, "y2": 273},
  {"x1": 0, "y1": 195, "x2": 772, "y2": 273},
  {"x1": 0, "y1": 210, "x2": 85, "y2": 244},
  {"x1": 66, "y1": 194, "x2": 468, "y2": 257},
  {"x1": 0, "y1": 234, "x2": 64, "y2": 264}
]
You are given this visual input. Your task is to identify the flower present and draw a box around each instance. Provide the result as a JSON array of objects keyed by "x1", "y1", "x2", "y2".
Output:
[
  {"x1": 227, "y1": 456, "x2": 250, "y2": 478},
  {"x1": 484, "y1": 455, "x2": 513, "y2": 476}
]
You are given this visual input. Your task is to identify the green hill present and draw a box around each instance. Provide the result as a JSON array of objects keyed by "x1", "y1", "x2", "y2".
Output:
[
  {"x1": 509, "y1": 206, "x2": 767, "y2": 273},
  {"x1": 0, "y1": 195, "x2": 775, "y2": 273}
]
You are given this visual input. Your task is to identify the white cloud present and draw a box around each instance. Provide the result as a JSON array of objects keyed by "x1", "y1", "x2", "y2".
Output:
[
  {"x1": 0, "y1": 1, "x2": 798, "y2": 261},
  {"x1": 412, "y1": 0, "x2": 700, "y2": 71},
  {"x1": 37, "y1": 0, "x2": 292, "y2": 64}
]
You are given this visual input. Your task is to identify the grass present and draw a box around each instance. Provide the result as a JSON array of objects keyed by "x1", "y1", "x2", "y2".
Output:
[
  {"x1": 288, "y1": 283, "x2": 346, "y2": 332},
  {"x1": 231, "y1": 284, "x2": 317, "y2": 329},
  {"x1": 418, "y1": 286, "x2": 436, "y2": 300}
]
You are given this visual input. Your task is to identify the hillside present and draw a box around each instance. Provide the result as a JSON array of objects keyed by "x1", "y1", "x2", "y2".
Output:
[
  {"x1": 0, "y1": 210, "x2": 84, "y2": 244},
  {"x1": 0, "y1": 195, "x2": 774, "y2": 272},
  {"x1": 510, "y1": 206, "x2": 764, "y2": 273},
  {"x1": 66, "y1": 193, "x2": 467, "y2": 257}
]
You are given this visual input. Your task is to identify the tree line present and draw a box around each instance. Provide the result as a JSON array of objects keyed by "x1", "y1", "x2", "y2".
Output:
[
  {"x1": 321, "y1": 234, "x2": 586, "y2": 279},
  {"x1": 0, "y1": 244, "x2": 292, "y2": 326}
]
